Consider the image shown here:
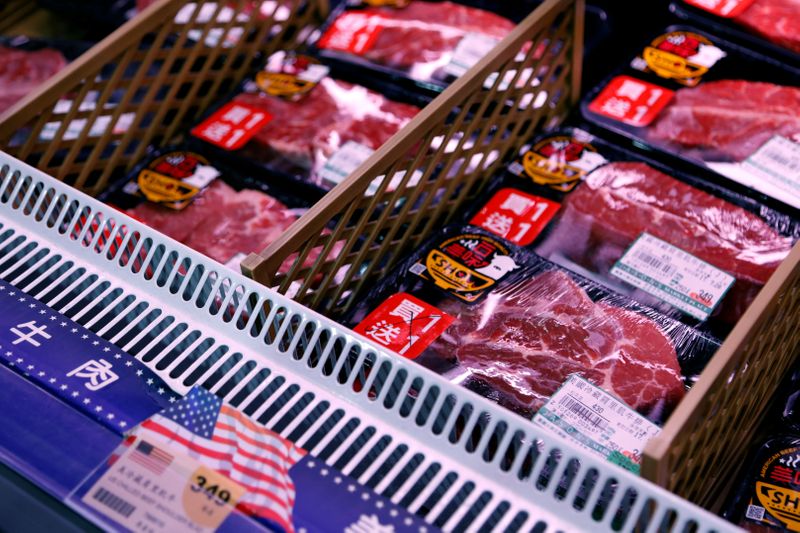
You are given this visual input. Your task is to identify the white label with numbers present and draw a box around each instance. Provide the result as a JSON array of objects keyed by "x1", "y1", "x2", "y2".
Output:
[
  {"x1": 444, "y1": 33, "x2": 500, "y2": 78},
  {"x1": 533, "y1": 376, "x2": 661, "y2": 473},
  {"x1": 610, "y1": 232, "x2": 735, "y2": 321},
  {"x1": 738, "y1": 135, "x2": 800, "y2": 209},
  {"x1": 318, "y1": 141, "x2": 375, "y2": 187}
]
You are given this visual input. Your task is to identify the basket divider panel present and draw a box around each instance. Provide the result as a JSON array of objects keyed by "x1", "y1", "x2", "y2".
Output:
[{"x1": 243, "y1": 0, "x2": 580, "y2": 318}]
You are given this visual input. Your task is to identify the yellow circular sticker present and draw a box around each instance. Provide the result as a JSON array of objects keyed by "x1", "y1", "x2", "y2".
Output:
[
  {"x1": 183, "y1": 466, "x2": 247, "y2": 529},
  {"x1": 642, "y1": 31, "x2": 725, "y2": 87}
]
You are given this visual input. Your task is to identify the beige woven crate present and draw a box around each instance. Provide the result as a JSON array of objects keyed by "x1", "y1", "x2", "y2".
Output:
[
  {"x1": 0, "y1": 0, "x2": 326, "y2": 194},
  {"x1": 2, "y1": 0, "x2": 795, "y2": 511},
  {"x1": 0, "y1": 0, "x2": 38, "y2": 33}
]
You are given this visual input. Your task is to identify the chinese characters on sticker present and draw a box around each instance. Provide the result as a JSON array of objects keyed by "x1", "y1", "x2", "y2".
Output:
[
  {"x1": 470, "y1": 188, "x2": 560, "y2": 246},
  {"x1": 588, "y1": 75, "x2": 674, "y2": 127},
  {"x1": 354, "y1": 293, "x2": 454, "y2": 359},
  {"x1": 191, "y1": 102, "x2": 273, "y2": 150}
]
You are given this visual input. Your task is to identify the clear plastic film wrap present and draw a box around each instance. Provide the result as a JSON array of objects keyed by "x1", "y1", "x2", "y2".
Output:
[
  {"x1": 647, "y1": 80, "x2": 800, "y2": 165},
  {"x1": 535, "y1": 157, "x2": 797, "y2": 330},
  {"x1": 348, "y1": 226, "x2": 721, "y2": 424},
  {"x1": 314, "y1": 0, "x2": 528, "y2": 89},
  {"x1": 582, "y1": 24, "x2": 800, "y2": 210},
  {"x1": 100, "y1": 147, "x2": 319, "y2": 269},
  {"x1": 189, "y1": 51, "x2": 424, "y2": 192},
  {"x1": 469, "y1": 128, "x2": 800, "y2": 340}
]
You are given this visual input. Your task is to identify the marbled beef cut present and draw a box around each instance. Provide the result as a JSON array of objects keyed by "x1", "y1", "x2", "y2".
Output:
[
  {"x1": 127, "y1": 180, "x2": 296, "y2": 264},
  {"x1": 734, "y1": 0, "x2": 800, "y2": 53},
  {"x1": 434, "y1": 270, "x2": 685, "y2": 418},
  {"x1": 319, "y1": 1, "x2": 515, "y2": 82},
  {"x1": 649, "y1": 80, "x2": 800, "y2": 161},
  {"x1": 537, "y1": 162, "x2": 793, "y2": 322},
  {"x1": 233, "y1": 77, "x2": 419, "y2": 183},
  {"x1": 0, "y1": 46, "x2": 67, "y2": 113}
]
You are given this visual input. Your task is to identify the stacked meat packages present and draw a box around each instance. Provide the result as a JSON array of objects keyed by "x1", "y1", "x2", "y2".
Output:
[
  {"x1": 334, "y1": 11, "x2": 799, "y2": 529},
  {"x1": 100, "y1": 1, "x2": 531, "y2": 275},
  {"x1": 584, "y1": 25, "x2": 800, "y2": 210},
  {"x1": 82, "y1": 0, "x2": 800, "y2": 504}
]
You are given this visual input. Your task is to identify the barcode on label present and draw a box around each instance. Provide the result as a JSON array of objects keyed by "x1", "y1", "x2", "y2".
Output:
[
  {"x1": 92, "y1": 487, "x2": 136, "y2": 518},
  {"x1": 635, "y1": 251, "x2": 677, "y2": 277},
  {"x1": 745, "y1": 504, "x2": 765, "y2": 521},
  {"x1": 761, "y1": 146, "x2": 800, "y2": 173},
  {"x1": 559, "y1": 396, "x2": 608, "y2": 430}
]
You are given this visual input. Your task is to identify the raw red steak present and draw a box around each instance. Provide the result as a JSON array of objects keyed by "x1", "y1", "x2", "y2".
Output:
[
  {"x1": 434, "y1": 270, "x2": 685, "y2": 417},
  {"x1": 536, "y1": 162, "x2": 793, "y2": 321},
  {"x1": 649, "y1": 80, "x2": 800, "y2": 161},
  {"x1": 734, "y1": 0, "x2": 800, "y2": 53},
  {"x1": 233, "y1": 77, "x2": 419, "y2": 185},
  {"x1": 127, "y1": 180, "x2": 296, "y2": 264},
  {"x1": 319, "y1": 1, "x2": 515, "y2": 81},
  {"x1": 0, "y1": 46, "x2": 67, "y2": 113}
]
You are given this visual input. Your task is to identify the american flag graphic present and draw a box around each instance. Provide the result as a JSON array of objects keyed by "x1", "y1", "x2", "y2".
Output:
[
  {"x1": 134, "y1": 387, "x2": 305, "y2": 533},
  {"x1": 129, "y1": 440, "x2": 173, "y2": 475}
]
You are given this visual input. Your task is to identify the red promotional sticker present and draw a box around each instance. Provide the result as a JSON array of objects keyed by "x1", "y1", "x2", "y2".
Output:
[
  {"x1": 588, "y1": 75, "x2": 675, "y2": 127},
  {"x1": 317, "y1": 12, "x2": 385, "y2": 55},
  {"x1": 683, "y1": 0, "x2": 756, "y2": 17},
  {"x1": 191, "y1": 102, "x2": 272, "y2": 151},
  {"x1": 470, "y1": 188, "x2": 560, "y2": 246},
  {"x1": 354, "y1": 293, "x2": 454, "y2": 359}
]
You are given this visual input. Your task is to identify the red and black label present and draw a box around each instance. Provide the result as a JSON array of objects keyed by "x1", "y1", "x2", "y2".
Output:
[
  {"x1": 411, "y1": 233, "x2": 519, "y2": 303},
  {"x1": 129, "y1": 151, "x2": 220, "y2": 211},
  {"x1": 740, "y1": 444, "x2": 800, "y2": 531}
]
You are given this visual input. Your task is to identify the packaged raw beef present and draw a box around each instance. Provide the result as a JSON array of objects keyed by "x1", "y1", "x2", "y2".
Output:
[
  {"x1": 101, "y1": 147, "x2": 308, "y2": 269},
  {"x1": 314, "y1": 0, "x2": 536, "y2": 90},
  {"x1": 347, "y1": 226, "x2": 721, "y2": 425},
  {"x1": 190, "y1": 50, "x2": 425, "y2": 193},
  {"x1": 478, "y1": 127, "x2": 799, "y2": 338},
  {"x1": 0, "y1": 38, "x2": 70, "y2": 114},
  {"x1": 671, "y1": 0, "x2": 800, "y2": 65},
  {"x1": 582, "y1": 24, "x2": 800, "y2": 211}
]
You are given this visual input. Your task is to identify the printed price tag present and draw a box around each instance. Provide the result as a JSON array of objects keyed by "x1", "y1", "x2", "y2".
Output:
[
  {"x1": 318, "y1": 141, "x2": 375, "y2": 187},
  {"x1": 470, "y1": 188, "x2": 559, "y2": 246},
  {"x1": 82, "y1": 438, "x2": 245, "y2": 532},
  {"x1": 444, "y1": 33, "x2": 501, "y2": 78},
  {"x1": 588, "y1": 75, "x2": 674, "y2": 127},
  {"x1": 740, "y1": 135, "x2": 800, "y2": 208},
  {"x1": 610, "y1": 233, "x2": 735, "y2": 321},
  {"x1": 533, "y1": 375, "x2": 661, "y2": 474},
  {"x1": 354, "y1": 293, "x2": 454, "y2": 359},
  {"x1": 684, "y1": 0, "x2": 756, "y2": 17},
  {"x1": 191, "y1": 102, "x2": 272, "y2": 151},
  {"x1": 317, "y1": 12, "x2": 386, "y2": 55}
]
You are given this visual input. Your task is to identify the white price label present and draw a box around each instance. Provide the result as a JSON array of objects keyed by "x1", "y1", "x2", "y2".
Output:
[
  {"x1": 82, "y1": 438, "x2": 244, "y2": 532},
  {"x1": 610, "y1": 233, "x2": 735, "y2": 321},
  {"x1": 738, "y1": 135, "x2": 800, "y2": 208},
  {"x1": 533, "y1": 375, "x2": 661, "y2": 474},
  {"x1": 318, "y1": 141, "x2": 375, "y2": 187},
  {"x1": 444, "y1": 33, "x2": 500, "y2": 78}
]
